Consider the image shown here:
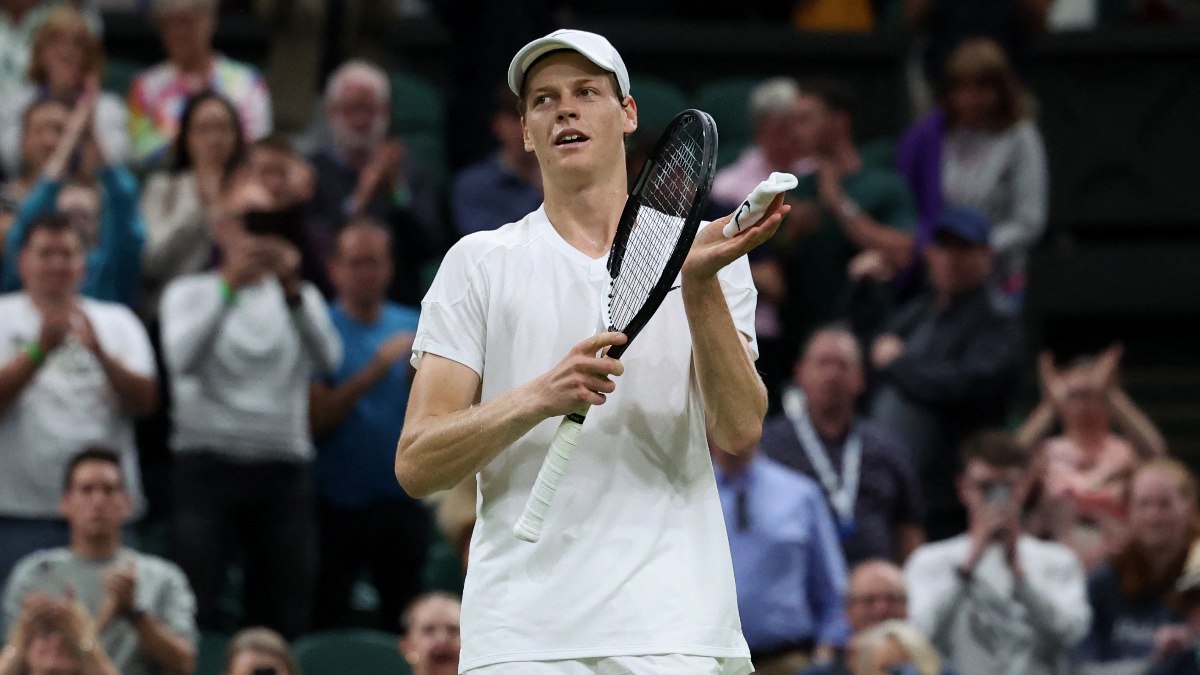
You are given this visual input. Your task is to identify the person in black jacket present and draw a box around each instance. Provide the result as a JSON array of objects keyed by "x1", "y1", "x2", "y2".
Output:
[{"x1": 869, "y1": 206, "x2": 1023, "y2": 540}]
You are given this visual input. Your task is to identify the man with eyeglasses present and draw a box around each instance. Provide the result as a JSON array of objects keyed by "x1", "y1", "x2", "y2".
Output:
[{"x1": 801, "y1": 559, "x2": 908, "y2": 675}]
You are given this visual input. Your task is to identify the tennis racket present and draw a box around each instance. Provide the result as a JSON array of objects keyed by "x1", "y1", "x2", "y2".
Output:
[{"x1": 513, "y1": 109, "x2": 719, "y2": 543}]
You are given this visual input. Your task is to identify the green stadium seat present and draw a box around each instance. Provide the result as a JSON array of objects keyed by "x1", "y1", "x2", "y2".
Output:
[
  {"x1": 859, "y1": 135, "x2": 897, "y2": 169},
  {"x1": 294, "y1": 629, "x2": 411, "y2": 675},
  {"x1": 422, "y1": 527, "x2": 465, "y2": 594},
  {"x1": 194, "y1": 631, "x2": 230, "y2": 675},
  {"x1": 693, "y1": 77, "x2": 762, "y2": 169},
  {"x1": 401, "y1": 131, "x2": 448, "y2": 187},
  {"x1": 628, "y1": 75, "x2": 689, "y2": 137},
  {"x1": 102, "y1": 57, "x2": 143, "y2": 98},
  {"x1": 390, "y1": 71, "x2": 445, "y2": 136}
]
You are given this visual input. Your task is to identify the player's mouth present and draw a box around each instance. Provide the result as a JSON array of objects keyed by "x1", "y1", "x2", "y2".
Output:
[{"x1": 554, "y1": 129, "x2": 590, "y2": 147}]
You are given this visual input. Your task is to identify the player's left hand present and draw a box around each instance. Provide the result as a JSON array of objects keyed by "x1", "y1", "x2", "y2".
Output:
[{"x1": 683, "y1": 194, "x2": 788, "y2": 283}]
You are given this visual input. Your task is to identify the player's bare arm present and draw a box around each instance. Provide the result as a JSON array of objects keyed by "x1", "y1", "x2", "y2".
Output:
[
  {"x1": 682, "y1": 194, "x2": 790, "y2": 453},
  {"x1": 395, "y1": 332, "x2": 626, "y2": 497}
]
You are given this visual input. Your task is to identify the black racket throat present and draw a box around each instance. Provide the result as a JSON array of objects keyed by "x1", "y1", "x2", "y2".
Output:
[{"x1": 603, "y1": 109, "x2": 718, "y2": 362}]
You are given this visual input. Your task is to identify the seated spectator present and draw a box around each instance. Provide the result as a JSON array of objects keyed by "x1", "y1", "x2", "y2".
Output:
[
  {"x1": 161, "y1": 180, "x2": 341, "y2": 638},
  {"x1": 3, "y1": 85, "x2": 146, "y2": 307},
  {"x1": 711, "y1": 77, "x2": 812, "y2": 208},
  {"x1": 307, "y1": 59, "x2": 442, "y2": 305},
  {"x1": 244, "y1": 135, "x2": 314, "y2": 211},
  {"x1": 782, "y1": 80, "x2": 916, "y2": 354},
  {"x1": 870, "y1": 207, "x2": 1023, "y2": 540},
  {"x1": 895, "y1": 37, "x2": 1047, "y2": 300},
  {"x1": 710, "y1": 436, "x2": 850, "y2": 675},
  {"x1": 803, "y1": 560, "x2": 910, "y2": 675},
  {"x1": 852, "y1": 619, "x2": 948, "y2": 675},
  {"x1": 399, "y1": 592, "x2": 461, "y2": 675},
  {"x1": 2, "y1": 448, "x2": 197, "y2": 675},
  {"x1": 0, "y1": 7, "x2": 127, "y2": 178},
  {"x1": 1078, "y1": 459, "x2": 1197, "y2": 667},
  {"x1": 309, "y1": 221, "x2": 428, "y2": 633},
  {"x1": 905, "y1": 431, "x2": 1090, "y2": 675},
  {"x1": 0, "y1": 592, "x2": 119, "y2": 675},
  {"x1": 1, "y1": 99, "x2": 71, "y2": 260},
  {"x1": 140, "y1": 90, "x2": 245, "y2": 319},
  {"x1": 221, "y1": 627, "x2": 299, "y2": 675},
  {"x1": 1021, "y1": 344, "x2": 1167, "y2": 568},
  {"x1": 449, "y1": 86, "x2": 541, "y2": 238},
  {"x1": 760, "y1": 324, "x2": 925, "y2": 565},
  {"x1": 0, "y1": 212, "x2": 156, "y2": 587},
  {"x1": 0, "y1": 0, "x2": 102, "y2": 98},
  {"x1": 128, "y1": 0, "x2": 271, "y2": 167}
]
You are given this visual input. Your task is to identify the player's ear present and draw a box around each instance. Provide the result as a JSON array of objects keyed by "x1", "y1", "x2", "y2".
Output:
[
  {"x1": 521, "y1": 115, "x2": 535, "y2": 153},
  {"x1": 621, "y1": 96, "x2": 638, "y2": 135}
]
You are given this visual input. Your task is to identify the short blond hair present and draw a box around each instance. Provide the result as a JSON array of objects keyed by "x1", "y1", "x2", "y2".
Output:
[{"x1": 854, "y1": 620, "x2": 942, "y2": 675}]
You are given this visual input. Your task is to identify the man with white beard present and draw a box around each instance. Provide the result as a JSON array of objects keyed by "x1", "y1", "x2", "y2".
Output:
[{"x1": 306, "y1": 60, "x2": 442, "y2": 304}]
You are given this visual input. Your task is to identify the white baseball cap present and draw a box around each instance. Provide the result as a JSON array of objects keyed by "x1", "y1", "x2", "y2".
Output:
[{"x1": 507, "y1": 29, "x2": 631, "y2": 99}]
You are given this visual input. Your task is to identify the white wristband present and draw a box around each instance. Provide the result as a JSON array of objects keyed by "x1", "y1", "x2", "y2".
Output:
[{"x1": 723, "y1": 172, "x2": 799, "y2": 238}]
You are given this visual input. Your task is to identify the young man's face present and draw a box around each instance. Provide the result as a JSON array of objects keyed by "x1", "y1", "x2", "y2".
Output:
[
  {"x1": 520, "y1": 52, "x2": 636, "y2": 183},
  {"x1": 957, "y1": 459, "x2": 1030, "y2": 520},
  {"x1": 59, "y1": 460, "x2": 131, "y2": 540},
  {"x1": 330, "y1": 226, "x2": 392, "y2": 306},
  {"x1": 18, "y1": 228, "x2": 86, "y2": 299}
]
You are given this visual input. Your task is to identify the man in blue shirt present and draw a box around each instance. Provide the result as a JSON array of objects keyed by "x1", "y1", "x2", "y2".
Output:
[
  {"x1": 448, "y1": 87, "x2": 542, "y2": 238},
  {"x1": 309, "y1": 218, "x2": 428, "y2": 633},
  {"x1": 710, "y1": 437, "x2": 851, "y2": 675}
]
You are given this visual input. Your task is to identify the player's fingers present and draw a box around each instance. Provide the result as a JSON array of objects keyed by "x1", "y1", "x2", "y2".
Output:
[{"x1": 576, "y1": 331, "x2": 627, "y2": 354}]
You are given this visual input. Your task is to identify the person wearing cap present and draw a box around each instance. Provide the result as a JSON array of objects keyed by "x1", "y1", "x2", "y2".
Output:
[
  {"x1": 127, "y1": 0, "x2": 273, "y2": 168},
  {"x1": 869, "y1": 206, "x2": 1023, "y2": 541},
  {"x1": 395, "y1": 28, "x2": 787, "y2": 675}
]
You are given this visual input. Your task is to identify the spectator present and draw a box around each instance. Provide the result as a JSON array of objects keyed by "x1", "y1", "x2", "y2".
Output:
[
  {"x1": 127, "y1": 0, "x2": 272, "y2": 168},
  {"x1": 870, "y1": 206, "x2": 1023, "y2": 540},
  {"x1": 0, "y1": 591, "x2": 119, "y2": 675},
  {"x1": 221, "y1": 627, "x2": 299, "y2": 675},
  {"x1": 760, "y1": 324, "x2": 925, "y2": 564},
  {"x1": 432, "y1": 477, "x2": 475, "y2": 574},
  {"x1": 1021, "y1": 344, "x2": 1167, "y2": 568},
  {"x1": 140, "y1": 91, "x2": 245, "y2": 319},
  {"x1": 0, "y1": 212, "x2": 156, "y2": 587},
  {"x1": 711, "y1": 436, "x2": 850, "y2": 675},
  {"x1": 2, "y1": 448, "x2": 197, "y2": 675},
  {"x1": 0, "y1": 7, "x2": 127, "y2": 179},
  {"x1": 398, "y1": 592, "x2": 460, "y2": 675},
  {"x1": 309, "y1": 220, "x2": 428, "y2": 633},
  {"x1": 1078, "y1": 459, "x2": 1197, "y2": 667},
  {"x1": 3, "y1": 85, "x2": 146, "y2": 308},
  {"x1": 852, "y1": 619, "x2": 948, "y2": 675},
  {"x1": 244, "y1": 135, "x2": 313, "y2": 211},
  {"x1": 803, "y1": 560, "x2": 910, "y2": 675},
  {"x1": 307, "y1": 59, "x2": 441, "y2": 305},
  {"x1": 0, "y1": 0, "x2": 102, "y2": 98},
  {"x1": 782, "y1": 80, "x2": 916, "y2": 355},
  {"x1": 895, "y1": 37, "x2": 1047, "y2": 300},
  {"x1": 1, "y1": 99, "x2": 70, "y2": 260},
  {"x1": 711, "y1": 77, "x2": 812, "y2": 208},
  {"x1": 905, "y1": 431, "x2": 1090, "y2": 675},
  {"x1": 160, "y1": 180, "x2": 341, "y2": 638},
  {"x1": 449, "y1": 87, "x2": 542, "y2": 238}
]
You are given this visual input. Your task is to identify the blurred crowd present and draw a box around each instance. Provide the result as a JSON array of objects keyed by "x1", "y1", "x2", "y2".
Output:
[{"x1": 0, "y1": 0, "x2": 1197, "y2": 674}]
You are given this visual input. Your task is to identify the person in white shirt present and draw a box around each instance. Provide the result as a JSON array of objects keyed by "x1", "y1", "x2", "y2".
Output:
[
  {"x1": 904, "y1": 430, "x2": 1091, "y2": 675},
  {"x1": 0, "y1": 211, "x2": 156, "y2": 589},
  {"x1": 394, "y1": 28, "x2": 789, "y2": 675},
  {"x1": 160, "y1": 179, "x2": 341, "y2": 639}
]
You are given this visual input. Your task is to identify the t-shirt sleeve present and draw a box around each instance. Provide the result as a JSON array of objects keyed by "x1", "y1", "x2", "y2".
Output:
[
  {"x1": 154, "y1": 561, "x2": 199, "y2": 646},
  {"x1": 712, "y1": 223, "x2": 759, "y2": 361},
  {"x1": 410, "y1": 239, "x2": 489, "y2": 376}
]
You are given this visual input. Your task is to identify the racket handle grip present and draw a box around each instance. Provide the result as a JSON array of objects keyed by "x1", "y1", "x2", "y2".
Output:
[{"x1": 513, "y1": 410, "x2": 588, "y2": 543}]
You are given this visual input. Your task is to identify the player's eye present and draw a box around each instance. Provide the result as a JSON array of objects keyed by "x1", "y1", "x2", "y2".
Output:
[
  {"x1": 533, "y1": 94, "x2": 552, "y2": 106},
  {"x1": 579, "y1": 87, "x2": 596, "y2": 98}
]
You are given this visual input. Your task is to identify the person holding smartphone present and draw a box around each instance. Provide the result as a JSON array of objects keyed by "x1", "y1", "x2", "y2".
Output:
[{"x1": 903, "y1": 431, "x2": 1090, "y2": 675}]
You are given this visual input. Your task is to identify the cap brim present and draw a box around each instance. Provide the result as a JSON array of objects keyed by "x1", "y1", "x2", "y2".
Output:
[{"x1": 508, "y1": 37, "x2": 626, "y2": 98}]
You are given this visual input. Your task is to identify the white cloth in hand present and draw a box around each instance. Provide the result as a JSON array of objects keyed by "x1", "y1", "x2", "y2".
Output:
[{"x1": 722, "y1": 172, "x2": 799, "y2": 238}]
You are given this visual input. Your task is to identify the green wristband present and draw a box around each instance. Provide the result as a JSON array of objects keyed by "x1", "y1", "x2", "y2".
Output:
[
  {"x1": 23, "y1": 341, "x2": 46, "y2": 366},
  {"x1": 218, "y1": 279, "x2": 237, "y2": 305}
]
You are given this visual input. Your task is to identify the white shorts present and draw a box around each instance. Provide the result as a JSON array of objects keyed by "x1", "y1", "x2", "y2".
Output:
[{"x1": 465, "y1": 654, "x2": 754, "y2": 675}]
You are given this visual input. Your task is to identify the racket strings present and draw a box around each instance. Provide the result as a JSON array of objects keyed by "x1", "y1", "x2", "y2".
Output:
[{"x1": 608, "y1": 120, "x2": 705, "y2": 331}]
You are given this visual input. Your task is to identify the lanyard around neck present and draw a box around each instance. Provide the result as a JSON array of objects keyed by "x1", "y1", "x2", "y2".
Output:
[{"x1": 782, "y1": 386, "x2": 861, "y2": 526}]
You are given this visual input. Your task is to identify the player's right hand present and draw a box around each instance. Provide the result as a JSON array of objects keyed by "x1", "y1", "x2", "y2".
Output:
[{"x1": 532, "y1": 332, "x2": 627, "y2": 417}]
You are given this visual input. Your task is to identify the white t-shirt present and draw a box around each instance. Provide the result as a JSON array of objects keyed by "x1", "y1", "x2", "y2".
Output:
[
  {"x1": 0, "y1": 293, "x2": 153, "y2": 518},
  {"x1": 412, "y1": 206, "x2": 756, "y2": 672}
]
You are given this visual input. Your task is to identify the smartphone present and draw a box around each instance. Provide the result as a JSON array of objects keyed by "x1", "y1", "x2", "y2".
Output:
[
  {"x1": 984, "y1": 481, "x2": 1012, "y2": 508},
  {"x1": 251, "y1": 667, "x2": 278, "y2": 675},
  {"x1": 243, "y1": 205, "x2": 308, "y2": 253}
]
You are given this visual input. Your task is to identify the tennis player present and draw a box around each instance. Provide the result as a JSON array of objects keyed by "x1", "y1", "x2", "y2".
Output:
[{"x1": 395, "y1": 29, "x2": 788, "y2": 675}]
